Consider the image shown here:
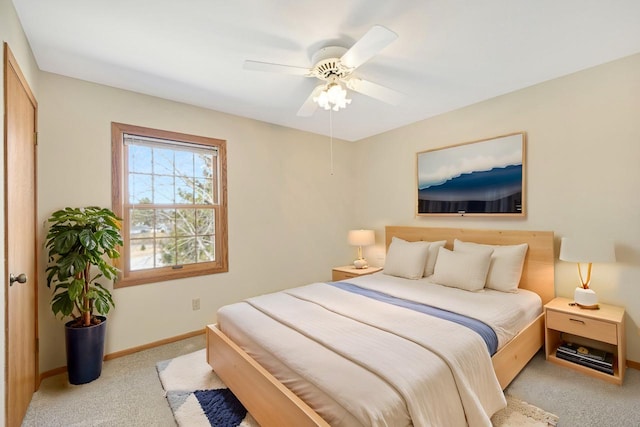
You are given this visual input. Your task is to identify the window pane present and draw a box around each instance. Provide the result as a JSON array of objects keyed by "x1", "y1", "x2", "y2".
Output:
[
  {"x1": 157, "y1": 209, "x2": 176, "y2": 236},
  {"x1": 174, "y1": 150, "x2": 194, "y2": 177},
  {"x1": 129, "y1": 145, "x2": 152, "y2": 174},
  {"x1": 196, "y1": 209, "x2": 215, "y2": 235},
  {"x1": 177, "y1": 237, "x2": 197, "y2": 265},
  {"x1": 195, "y1": 154, "x2": 213, "y2": 178},
  {"x1": 197, "y1": 235, "x2": 215, "y2": 262},
  {"x1": 129, "y1": 174, "x2": 152, "y2": 204},
  {"x1": 153, "y1": 147, "x2": 174, "y2": 175},
  {"x1": 157, "y1": 237, "x2": 176, "y2": 267},
  {"x1": 154, "y1": 175, "x2": 175, "y2": 203},
  {"x1": 130, "y1": 209, "x2": 154, "y2": 235},
  {"x1": 176, "y1": 209, "x2": 196, "y2": 236},
  {"x1": 130, "y1": 238, "x2": 155, "y2": 271},
  {"x1": 176, "y1": 178, "x2": 195, "y2": 204},
  {"x1": 196, "y1": 178, "x2": 214, "y2": 204}
]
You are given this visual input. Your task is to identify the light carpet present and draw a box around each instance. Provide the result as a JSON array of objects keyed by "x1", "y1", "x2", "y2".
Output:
[{"x1": 157, "y1": 349, "x2": 558, "y2": 427}]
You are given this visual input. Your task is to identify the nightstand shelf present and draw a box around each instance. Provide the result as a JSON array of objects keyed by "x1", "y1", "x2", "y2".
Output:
[
  {"x1": 544, "y1": 297, "x2": 625, "y2": 385},
  {"x1": 332, "y1": 265, "x2": 382, "y2": 281}
]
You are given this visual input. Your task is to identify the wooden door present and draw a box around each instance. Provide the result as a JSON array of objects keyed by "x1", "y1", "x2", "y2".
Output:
[{"x1": 4, "y1": 43, "x2": 38, "y2": 427}]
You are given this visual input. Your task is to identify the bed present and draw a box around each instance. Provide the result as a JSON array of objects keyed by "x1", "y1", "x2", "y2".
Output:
[{"x1": 206, "y1": 226, "x2": 555, "y2": 426}]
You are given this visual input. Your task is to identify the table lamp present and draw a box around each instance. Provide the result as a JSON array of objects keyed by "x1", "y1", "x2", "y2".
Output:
[
  {"x1": 559, "y1": 237, "x2": 616, "y2": 309},
  {"x1": 348, "y1": 229, "x2": 375, "y2": 269}
]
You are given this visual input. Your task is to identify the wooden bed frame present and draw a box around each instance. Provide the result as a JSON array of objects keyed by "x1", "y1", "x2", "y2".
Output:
[{"x1": 206, "y1": 226, "x2": 555, "y2": 427}]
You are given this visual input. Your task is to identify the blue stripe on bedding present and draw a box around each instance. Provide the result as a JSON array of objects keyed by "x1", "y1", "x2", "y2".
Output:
[{"x1": 328, "y1": 281, "x2": 498, "y2": 355}]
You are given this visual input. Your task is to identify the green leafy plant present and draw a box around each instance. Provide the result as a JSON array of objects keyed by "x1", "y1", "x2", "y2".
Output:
[{"x1": 45, "y1": 207, "x2": 123, "y2": 327}]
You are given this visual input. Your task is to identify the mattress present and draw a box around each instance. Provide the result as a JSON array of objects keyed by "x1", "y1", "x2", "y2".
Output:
[
  {"x1": 351, "y1": 272, "x2": 542, "y2": 350},
  {"x1": 217, "y1": 272, "x2": 542, "y2": 427}
]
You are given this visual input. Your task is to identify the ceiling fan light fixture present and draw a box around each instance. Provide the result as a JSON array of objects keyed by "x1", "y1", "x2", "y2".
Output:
[
  {"x1": 313, "y1": 81, "x2": 351, "y2": 111},
  {"x1": 246, "y1": 25, "x2": 400, "y2": 117}
]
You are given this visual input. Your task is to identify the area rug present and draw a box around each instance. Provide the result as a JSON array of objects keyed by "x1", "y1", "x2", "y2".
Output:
[
  {"x1": 157, "y1": 349, "x2": 558, "y2": 427},
  {"x1": 156, "y1": 349, "x2": 258, "y2": 427},
  {"x1": 491, "y1": 395, "x2": 559, "y2": 427}
]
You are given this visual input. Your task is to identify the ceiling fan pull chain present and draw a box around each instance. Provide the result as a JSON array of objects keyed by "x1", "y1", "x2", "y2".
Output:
[{"x1": 329, "y1": 109, "x2": 334, "y2": 176}]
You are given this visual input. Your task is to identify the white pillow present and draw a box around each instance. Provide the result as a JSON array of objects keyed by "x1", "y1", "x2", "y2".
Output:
[
  {"x1": 423, "y1": 240, "x2": 447, "y2": 277},
  {"x1": 453, "y1": 239, "x2": 528, "y2": 292},
  {"x1": 383, "y1": 237, "x2": 431, "y2": 280},
  {"x1": 431, "y1": 247, "x2": 493, "y2": 291}
]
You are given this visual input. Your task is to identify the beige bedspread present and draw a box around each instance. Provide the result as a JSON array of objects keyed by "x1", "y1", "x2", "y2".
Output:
[{"x1": 218, "y1": 281, "x2": 508, "y2": 426}]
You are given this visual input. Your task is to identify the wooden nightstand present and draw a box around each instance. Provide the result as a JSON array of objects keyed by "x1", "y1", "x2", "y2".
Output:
[
  {"x1": 544, "y1": 297, "x2": 626, "y2": 385},
  {"x1": 332, "y1": 265, "x2": 382, "y2": 281}
]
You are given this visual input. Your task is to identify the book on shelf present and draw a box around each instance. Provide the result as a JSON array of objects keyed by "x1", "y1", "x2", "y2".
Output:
[
  {"x1": 557, "y1": 342, "x2": 609, "y2": 362},
  {"x1": 555, "y1": 342, "x2": 614, "y2": 375},
  {"x1": 556, "y1": 351, "x2": 614, "y2": 375}
]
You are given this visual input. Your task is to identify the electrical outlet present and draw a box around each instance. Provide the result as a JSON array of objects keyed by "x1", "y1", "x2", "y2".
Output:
[{"x1": 192, "y1": 298, "x2": 200, "y2": 311}]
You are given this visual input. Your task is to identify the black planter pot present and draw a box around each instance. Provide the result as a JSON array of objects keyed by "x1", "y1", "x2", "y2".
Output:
[{"x1": 65, "y1": 316, "x2": 107, "y2": 385}]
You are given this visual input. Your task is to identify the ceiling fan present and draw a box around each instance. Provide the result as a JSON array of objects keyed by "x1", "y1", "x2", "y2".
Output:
[{"x1": 244, "y1": 25, "x2": 403, "y2": 116}]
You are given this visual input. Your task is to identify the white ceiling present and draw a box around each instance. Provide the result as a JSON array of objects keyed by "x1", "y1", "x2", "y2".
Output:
[{"x1": 12, "y1": 0, "x2": 640, "y2": 141}]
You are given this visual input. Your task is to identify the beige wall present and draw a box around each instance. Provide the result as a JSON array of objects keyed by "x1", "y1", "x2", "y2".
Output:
[
  {"x1": 355, "y1": 53, "x2": 640, "y2": 363},
  {"x1": 36, "y1": 72, "x2": 356, "y2": 372},
  {"x1": 1, "y1": 0, "x2": 40, "y2": 422}
]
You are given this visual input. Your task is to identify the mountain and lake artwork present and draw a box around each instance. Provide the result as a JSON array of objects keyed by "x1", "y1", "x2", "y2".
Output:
[{"x1": 417, "y1": 133, "x2": 525, "y2": 215}]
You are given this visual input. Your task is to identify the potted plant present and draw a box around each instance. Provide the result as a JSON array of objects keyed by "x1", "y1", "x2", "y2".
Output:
[{"x1": 45, "y1": 206, "x2": 123, "y2": 384}]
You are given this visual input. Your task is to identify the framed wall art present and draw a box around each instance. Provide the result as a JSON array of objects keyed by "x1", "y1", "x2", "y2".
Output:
[{"x1": 416, "y1": 132, "x2": 526, "y2": 217}]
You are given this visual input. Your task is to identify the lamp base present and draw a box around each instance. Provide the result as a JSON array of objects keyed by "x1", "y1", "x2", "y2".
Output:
[
  {"x1": 574, "y1": 287, "x2": 599, "y2": 309},
  {"x1": 353, "y1": 258, "x2": 368, "y2": 269}
]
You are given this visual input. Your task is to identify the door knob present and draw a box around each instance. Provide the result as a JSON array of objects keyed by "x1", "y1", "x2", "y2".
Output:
[{"x1": 9, "y1": 273, "x2": 27, "y2": 286}]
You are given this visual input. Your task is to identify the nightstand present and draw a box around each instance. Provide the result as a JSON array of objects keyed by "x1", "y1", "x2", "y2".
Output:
[
  {"x1": 544, "y1": 297, "x2": 626, "y2": 385},
  {"x1": 332, "y1": 265, "x2": 382, "y2": 281}
]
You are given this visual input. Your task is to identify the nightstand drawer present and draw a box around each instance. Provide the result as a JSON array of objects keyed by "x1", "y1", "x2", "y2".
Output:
[
  {"x1": 332, "y1": 271, "x2": 357, "y2": 281},
  {"x1": 547, "y1": 310, "x2": 618, "y2": 344}
]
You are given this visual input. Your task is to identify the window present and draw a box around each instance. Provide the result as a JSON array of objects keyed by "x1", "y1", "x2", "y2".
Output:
[{"x1": 112, "y1": 122, "x2": 228, "y2": 287}]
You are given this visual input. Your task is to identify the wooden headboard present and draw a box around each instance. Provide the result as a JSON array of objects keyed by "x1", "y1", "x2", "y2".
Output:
[{"x1": 385, "y1": 226, "x2": 555, "y2": 304}]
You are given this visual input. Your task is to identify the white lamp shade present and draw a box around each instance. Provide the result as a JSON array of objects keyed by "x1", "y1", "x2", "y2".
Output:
[
  {"x1": 559, "y1": 237, "x2": 616, "y2": 263},
  {"x1": 348, "y1": 229, "x2": 375, "y2": 247}
]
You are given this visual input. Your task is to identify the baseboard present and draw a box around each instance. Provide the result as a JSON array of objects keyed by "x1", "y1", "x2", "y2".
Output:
[
  {"x1": 40, "y1": 365, "x2": 67, "y2": 380},
  {"x1": 627, "y1": 359, "x2": 640, "y2": 370},
  {"x1": 103, "y1": 329, "x2": 204, "y2": 360},
  {"x1": 39, "y1": 328, "x2": 205, "y2": 381}
]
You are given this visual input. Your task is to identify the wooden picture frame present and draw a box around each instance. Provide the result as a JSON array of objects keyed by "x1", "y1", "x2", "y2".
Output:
[{"x1": 416, "y1": 132, "x2": 526, "y2": 216}]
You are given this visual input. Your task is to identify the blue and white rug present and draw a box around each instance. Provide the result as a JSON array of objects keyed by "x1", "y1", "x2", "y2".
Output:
[{"x1": 156, "y1": 349, "x2": 258, "y2": 427}]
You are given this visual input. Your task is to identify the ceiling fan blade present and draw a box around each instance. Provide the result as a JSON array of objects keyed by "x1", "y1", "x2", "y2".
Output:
[
  {"x1": 297, "y1": 85, "x2": 324, "y2": 117},
  {"x1": 340, "y1": 25, "x2": 398, "y2": 70},
  {"x1": 243, "y1": 60, "x2": 311, "y2": 76},
  {"x1": 347, "y1": 78, "x2": 403, "y2": 106}
]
